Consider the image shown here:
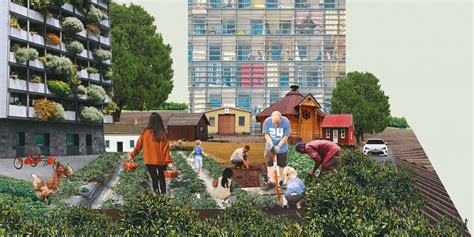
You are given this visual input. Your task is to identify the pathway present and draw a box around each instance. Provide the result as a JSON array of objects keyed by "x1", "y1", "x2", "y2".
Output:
[{"x1": 91, "y1": 162, "x2": 123, "y2": 209}]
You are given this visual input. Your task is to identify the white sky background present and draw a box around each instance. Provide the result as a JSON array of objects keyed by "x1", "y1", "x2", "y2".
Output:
[{"x1": 114, "y1": 0, "x2": 473, "y2": 231}]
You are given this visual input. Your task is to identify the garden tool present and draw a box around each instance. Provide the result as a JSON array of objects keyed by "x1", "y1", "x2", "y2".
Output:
[{"x1": 271, "y1": 148, "x2": 280, "y2": 202}]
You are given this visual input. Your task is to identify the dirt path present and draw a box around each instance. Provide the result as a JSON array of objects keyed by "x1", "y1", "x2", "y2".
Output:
[
  {"x1": 178, "y1": 151, "x2": 225, "y2": 208},
  {"x1": 90, "y1": 162, "x2": 123, "y2": 209}
]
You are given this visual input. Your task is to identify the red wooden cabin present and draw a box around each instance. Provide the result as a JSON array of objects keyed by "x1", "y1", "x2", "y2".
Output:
[{"x1": 321, "y1": 114, "x2": 355, "y2": 146}]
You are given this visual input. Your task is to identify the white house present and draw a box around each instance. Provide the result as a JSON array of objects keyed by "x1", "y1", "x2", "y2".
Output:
[{"x1": 104, "y1": 123, "x2": 142, "y2": 152}]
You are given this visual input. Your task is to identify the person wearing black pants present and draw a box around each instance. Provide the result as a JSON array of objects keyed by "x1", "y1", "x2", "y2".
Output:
[{"x1": 129, "y1": 113, "x2": 173, "y2": 195}]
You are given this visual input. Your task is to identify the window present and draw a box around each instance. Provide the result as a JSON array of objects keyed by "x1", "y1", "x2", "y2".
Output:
[
  {"x1": 325, "y1": 129, "x2": 330, "y2": 138},
  {"x1": 280, "y1": 20, "x2": 292, "y2": 34},
  {"x1": 270, "y1": 93, "x2": 279, "y2": 104},
  {"x1": 199, "y1": 126, "x2": 204, "y2": 132},
  {"x1": 237, "y1": 0, "x2": 250, "y2": 8},
  {"x1": 341, "y1": 129, "x2": 346, "y2": 139},
  {"x1": 209, "y1": 116, "x2": 215, "y2": 126},
  {"x1": 237, "y1": 95, "x2": 251, "y2": 110},
  {"x1": 251, "y1": 20, "x2": 264, "y2": 35},
  {"x1": 209, "y1": 94, "x2": 222, "y2": 108},
  {"x1": 130, "y1": 140, "x2": 135, "y2": 148},
  {"x1": 16, "y1": 132, "x2": 25, "y2": 146},
  {"x1": 324, "y1": 0, "x2": 335, "y2": 8},
  {"x1": 35, "y1": 133, "x2": 50, "y2": 146},
  {"x1": 209, "y1": 45, "x2": 221, "y2": 60},
  {"x1": 237, "y1": 45, "x2": 250, "y2": 60},
  {"x1": 222, "y1": 67, "x2": 232, "y2": 86},
  {"x1": 297, "y1": 45, "x2": 308, "y2": 60},
  {"x1": 266, "y1": 0, "x2": 278, "y2": 8},
  {"x1": 66, "y1": 134, "x2": 79, "y2": 146},
  {"x1": 238, "y1": 116, "x2": 245, "y2": 126},
  {"x1": 271, "y1": 45, "x2": 281, "y2": 60},
  {"x1": 188, "y1": 43, "x2": 192, "y2": 61},
  {"x1": 222, "y1": 19, "x2": 236, "y2": 34},
  {"x1": 194, "y1": 19, "x2": 206, "y2": 35},
  {"x1": 105, "y1": 140, "x2": 110, "y2": 148},
  {"x1": 280, "y1": 72, "x2": 289, "y2": 86},
  {"x1": 295, "y1": 0, "x2": 308, "y2": 8},
  {"x1": 210, "y1": 0, "x2": 223, "y2": 8}
]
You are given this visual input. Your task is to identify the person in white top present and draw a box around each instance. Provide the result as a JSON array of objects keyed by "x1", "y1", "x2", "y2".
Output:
[
  {"x1": 215, "y1": 168, "x2": 234, "y2": 202},
  {"x1": 229, "y1": 145, "x2": 250, "y2": 169}
]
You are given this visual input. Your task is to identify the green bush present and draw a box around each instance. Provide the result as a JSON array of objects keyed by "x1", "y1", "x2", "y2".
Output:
[
  {"x1": 53, "y1": 103, "x2": 65, "y2": 120},
  {"x1": 389, "y1": 116, "x2": 410, "y2": 128},
  {"x1": 87, "y1": 85, "x2": 106, "y2": 105},
  {"x1": 47, "y1": 80, "x2": 72, "y2": 98},
  {"x1": 103, "y1": 101, "x2": 119, "y2": 115},
  {"x1": 93, "y1": 49, "x2": 112, "y2": 61},
  {"x1": 80, "y1": 106, "x2": 103, "y2": 123},
  {"x1": 45, "y1": 54, "x2": 74, "y2": 75},
  {"x1": 15, "y1": 48, "x2": 38, "y2": 64},
  {"x1": 113, "y1": 156, "x2": 150, "y2": 206},
  {"x1": 29, "y1": 0, "x2": 51, "y2": 11},
  {"x1": 66, "y1": 41, "x2": 84, "y2": 54},
  {"x1": 62, "y1": 17, "x2": 84, "y2": 33},
  {"x1": 0, "y1": 176, "x2": 38, "y2": 200},
  {"x1": 104, "y1": 68, "x2": 113, "y2": 80},
  {"x1": 87, "y1": 5, "x2": 107, "y2": 23},
  {"x1": 85, "y1": 66, "x2": 98, "y2": 73},
  {"x1": 75, "y1": 84, "x2": 87, "y2": 95}
]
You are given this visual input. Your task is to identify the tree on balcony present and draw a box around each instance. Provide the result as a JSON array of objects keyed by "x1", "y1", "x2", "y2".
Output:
[{"x1": 110, "y1": 3, "x2": 174, "y2": 121}]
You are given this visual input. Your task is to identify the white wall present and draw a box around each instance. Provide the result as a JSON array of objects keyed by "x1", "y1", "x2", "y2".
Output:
[
  {"x1": 0, "y1": 0, "x2": 9, "y2": 118},
  {"x1": 104, "y1": 134, "x2": 140, "y2": 153}
]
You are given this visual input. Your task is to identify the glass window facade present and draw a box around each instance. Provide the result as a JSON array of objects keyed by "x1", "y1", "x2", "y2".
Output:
[{"x1": 189, "y1": 0, "x2": 346, "y2": 133}]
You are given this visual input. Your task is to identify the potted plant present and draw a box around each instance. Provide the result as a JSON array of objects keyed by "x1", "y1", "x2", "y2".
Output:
[
  {"x1": 14, "y1": 47, "x2": 38, "y2": 64},
  {"x1": 80, "y1": 106, "x2": 103, "y2": 123},
  {"x1": 62, "y1": 17, "x2": 84, "y2": 33},
  {"x1": 46, "y1": 33, "x2": 61, "y2": 46},
  {"x1": 93, "y1": 49, "x2": 111, "y2": 61},
  {"x1": 47, "y1": 80, "x2": 72, "y2": 97},
  {"x1": 44, "y1": 54, "x2": 74, "y2": 75},
  {"x1": 87, "y1": 85, "x2": 106, "y2": 105},
  {"x1": 66, "y1": 41, "x2": 84, "y2": 54}
]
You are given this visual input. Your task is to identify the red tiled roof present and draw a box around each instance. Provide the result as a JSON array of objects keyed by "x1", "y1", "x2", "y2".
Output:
[
  {"x1": 256, "y1": 90, "x2": 306, "y2": 119},
  {"x1": 321, "y1": 114, "x2": 352, "y2": 128}
]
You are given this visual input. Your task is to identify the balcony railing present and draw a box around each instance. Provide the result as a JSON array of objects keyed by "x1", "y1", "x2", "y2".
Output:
[
  {"x1": 98, "y1": 0, "x2": 108, "y2": 9},
  {"x1": 29, "y1": 59, "x2": 44, "y2": 69},
  {"x1": 9, "y1": 52, "x2": 17, "y2": 63},
  {"x1": 28, "y1": 9, "x2": 44, "y2": 22},
  {"x1": 100, "y1": 19, "x2": 109, "y2": 28},
  {"x1": 90, "y1": 73, "x2": 100, "y2": 81},
  {"x1": 10, "y1": 27, "x2": 28, "y2": 41},
  {"x1": 9, "y1": 105, "x2": 27, "y2": 117},
  {"x1": 29, "y1": 33, "x2": 44, "y2": 45},
  {"x1": 104, "y1": 95, "x2": 111, "y2": 103},
  {"x1": 77, "y1": 29, "x2": 87, "y2": 38},
  {"x1": 88, "y1": 33, "x2": 99, "y2": 42},
  {"x1": 29, "y1": 82, "x2": 45, "y2": 93},
  {"x1": 46, "y1": 17, "x2": 61, "y2": 28},
  {"x1": 78, "y1": 69, "x2": 89, "y2": 79},
  {"x1": 103, "y1": 59, "x2": 111, "y2": 65},
  {"x1": 61, "y1": 3, "x2": 74, "y2": 12},
  {"x1": 100, "y1": 35, "x2": 110, "y2": 46},
  {"x1": 28, "y1": 107, "x2": 35, "y2": 118},
  {"x1": 87, "y1": 50, "x2": 94, "y2": 60},
  {"x1": 9, "y1": 79, "x2": 27, "y2": 91},
  {"x1": 10, "y1": 2, "x2": 27, "y2": 16},
  {"x1": 103, "y1": 115, "x2": 113, "y2": 124},
  {"x1": 78, "y1": 49, "x2": 88, "y2": 58},
  {"x1": 65, "y1": 111, "x2": 76, "y2": 121}
]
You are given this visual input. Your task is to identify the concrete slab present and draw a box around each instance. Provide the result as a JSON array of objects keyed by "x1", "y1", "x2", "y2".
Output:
[{"x1": 0, "y1": 155, "x2": 99, "y2": 181}]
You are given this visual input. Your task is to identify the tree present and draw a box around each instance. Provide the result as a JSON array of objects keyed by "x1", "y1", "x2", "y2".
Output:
[
  {"x1": 157, "y1": 102, "x2": 188, "y2": 110},
  {"x1": 330, "y1": 71, "x2": 391, "y2": 143},
  {"x1": 110, "y1": 3, "x2": 174, "y2": 121}
]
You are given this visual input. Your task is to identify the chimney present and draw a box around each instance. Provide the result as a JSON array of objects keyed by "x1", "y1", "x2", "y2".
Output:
[{"x1": 290, "y1": 85, "x2": 299, "y2": 92}]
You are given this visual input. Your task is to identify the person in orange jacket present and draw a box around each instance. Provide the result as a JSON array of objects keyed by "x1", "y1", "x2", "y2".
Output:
[{"x1": 129, "y1": 112, "x2": 173, "y2": 195}]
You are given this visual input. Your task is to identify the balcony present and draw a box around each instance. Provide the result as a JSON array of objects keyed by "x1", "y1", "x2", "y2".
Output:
[
  {"x1": 29, "y1": 59, "x2": 44, "y2": 69},
  {"x1": 88, "y1": 33, "x2": 99, "y2": 42},
  {"x1": 10, "y1": 2, "x2": 27, "y2": 16},
  {"x1": 29, "y1": 82, "x2": 45, "y2": 93},
  {"x1": 61, "y1": 3, "x2": 74, "y2": 12},
  {"x1": 90, "y1": 73, "x2": 100, "y2": 81},
  {"x1": 9, "y1": 79, "x2": 27, "y2": 91},
  {"x1": 28, "y1": 9, "x2": 44, "y2": 22},
  {"x1": 9, "y1": 105, "x2": 27, "y2": 117},
  {"x1": 77, "y1": 29, "x2": 87, "y2": 38},
  {"x1": 9, "y1": 52, "x2": 19, "y2": 64},
  {"x1": 46, "y1": 42, "x2": 61, "y2": 50},
  {"x1": 77, "y1": 49, "x2": 88, "y2": 59},
  {"x1": 65, "y1": 111, "x2": 76, "y2": 121},
  {"x1": 98, "y1": 0, "x2": 108, "y2": 9},
  {"x1": 78, "y1": 69, "x2": 89, "y2": 79},
  {"x1": 87, "y1": 50, "x2": 94, "y2": 60},
  {"x1": 29, "y1": 33, "x2": 44, "y2": 45},
  {"x1": 103, "y1": 115, "x2": 113, "y2": 124},
  {"x1": 100, "y1": 19, "x2": 109, "y2": 28},
  {"x1": 28, "y1": 107, "x2": 35, "y2": 118},
  {"x1": 100, "y1": 35, "x2": 110, "y2": 46},
  {"x1": 46, "y1": 17, "x2": 61, "y2": 28},
  {"x1": 10, "y1": 27, "x2": 28, "y2": 41}
]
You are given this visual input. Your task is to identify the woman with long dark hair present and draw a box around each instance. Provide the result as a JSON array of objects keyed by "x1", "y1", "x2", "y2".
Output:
[
  {"x1": 215, "y1": 168, "x2": 234, "y2": 202},
  {"x1": 129, "y1": 112, "x2": 172, "y2": 195}
]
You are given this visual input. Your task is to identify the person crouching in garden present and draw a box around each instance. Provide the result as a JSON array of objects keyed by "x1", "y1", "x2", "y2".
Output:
[
  {"x1": 190, "y1": 140, "x2": 206, "y2": 173},
  {"x1": 215, "y1": 168, "x2": 236, "y2": 205},
  {"x1": 230, "y1": 145, "x2": 250, "y2": 169},
  {"x1": 129, "y1": 112, "x2": 173, "y2": 195},
  {"x1": 282, "y1": 167, "x2": 304, "y2": 209},
  {"x1": 295, "y1": 139, "x2": 341, "y2": 177}
]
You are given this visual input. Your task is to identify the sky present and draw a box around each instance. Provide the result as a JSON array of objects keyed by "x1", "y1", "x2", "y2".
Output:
[{"x1": 114, "y1": 0, "x2": 473, "y2": 231}]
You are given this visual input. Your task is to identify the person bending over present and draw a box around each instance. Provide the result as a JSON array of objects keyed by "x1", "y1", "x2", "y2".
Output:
[
  {"x1": 295, "y1": 139, "x2": 341, "y2": 177},
  {"x1": 282, "y1": 167, "x2": 305, "y2": 209},
  {"x1": 230, "y1": 145, "x2": 250, "y2": 169}
]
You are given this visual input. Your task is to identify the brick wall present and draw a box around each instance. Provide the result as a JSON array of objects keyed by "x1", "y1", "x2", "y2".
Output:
[{"x1": 0, "y1": 119, "x2": 104, "y2": 158}]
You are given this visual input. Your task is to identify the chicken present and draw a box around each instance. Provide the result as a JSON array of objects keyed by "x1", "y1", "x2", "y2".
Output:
[{"x1": 32, "y1": 163, "x2": 74, "y2": 201}]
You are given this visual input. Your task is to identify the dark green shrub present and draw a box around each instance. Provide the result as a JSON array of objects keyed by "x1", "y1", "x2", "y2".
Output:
[{"x1": 47, "y1": 80, "x2": 72, "y2": 97}]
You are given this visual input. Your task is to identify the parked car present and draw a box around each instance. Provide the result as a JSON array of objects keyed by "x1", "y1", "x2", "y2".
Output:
[{"x1": 363, "y1": 138, "x2": 388, "y2": 156}]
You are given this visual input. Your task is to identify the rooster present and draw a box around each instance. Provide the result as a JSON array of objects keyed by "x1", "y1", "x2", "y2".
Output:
[{"x1": 31, "y1": 162, "x2": 74, "y2": 201}]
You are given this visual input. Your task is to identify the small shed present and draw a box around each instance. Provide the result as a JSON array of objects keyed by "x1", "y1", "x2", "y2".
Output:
[
  {"x1": 321, "y1": 114, "x2": 355, "y2": 146},
  {"x1": 119, "y1": 111, "x2": 209, "y2": 141},
  {"x1": 205, "y1": 107, "x2": 251, "y2": 134},
  {"x1": 104, "y1": 123, "x2": 143, "y2": 152},
  {"x1": 256, "y1": 85, "x2": 326, "y2": 143}
]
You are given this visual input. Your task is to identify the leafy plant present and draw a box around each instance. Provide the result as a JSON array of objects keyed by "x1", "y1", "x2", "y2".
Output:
[
  {"x1": 29, "y1": 0, "x2": 51, "y2": 11},
  {"x1": 87, "y1": 5, "x2": 107, "y2": 23},
  {"x1": 93, "y1": 49, "x2": 112, "y2": 61},
  {"x1": 30, "y1": 75, "x2": 43, "y2": 83},
  {"x1": 46, "y1": 33, "x2": 61, "y2": 45},
  {"x1": 104, "y1": 68, "x2": 113, "y2": 80},
  {"x1": 10, "y1": 16, "x2": 23, "y2": 30},
  {"x1": 86, "y1": 23, "x2": 100, "y2": 36},
  {"x1": 85, "y1": 66, "x2": 99, "y2": 73},
  {"x1": 53, "y1": 103, "x2": 65, "y2": 120},
  {"x1": 86, "y1": 85, "x2": 106, "y2": 105},
  {"x1": 76, "y1": 85, "x2": 87, "y2": 95},
  {"x1": 34, "y1": 99, "x2": 57, "y2": 121},
  {"x1": 15, "y1": 48, "x2": 39, "y2": 64},
  {"x1": 80, "y1": 106, "x2": 103, "y2": 123},
  {"x1": 10, "y1": 71, "x2": 22, "y2": 80},
  {"x1": 389, "y1": 116, "x2": 410, "y2": 128},
  {"x1": 103, "y1": 101, "x2": 119, "y2": 115},
  {"x1": 66, "y1": 41, "x2": 84, "y2": 54},
  {"x1": 47, "y1": 80, "x2": 72, "y2": 97},
  {"x1": 44, "y1": 54, "x2": 74, "y2": 75},
  {"x1": 62, "y1": 17, "x2": 84, "y2": 33}
]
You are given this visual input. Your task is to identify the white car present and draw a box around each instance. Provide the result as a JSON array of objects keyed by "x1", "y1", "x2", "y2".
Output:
[{"x1": 363, "y1": 138, "x2": 388, "y2": 156}]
